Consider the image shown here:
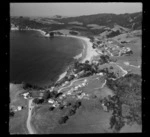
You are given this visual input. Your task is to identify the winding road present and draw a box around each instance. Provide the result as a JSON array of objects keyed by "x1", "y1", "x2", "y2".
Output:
[
  {"x1": 27, "y1": 99, "x2": 36, "y2": 134},
  {"x1": 110, "y1": 62, "x2": 128, "y2": 76}
]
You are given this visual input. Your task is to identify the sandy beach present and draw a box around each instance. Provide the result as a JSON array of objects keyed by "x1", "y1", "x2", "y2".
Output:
[
  {"x1": 66, "y1": 35, "x2": 99, "y2": 63},
  {"x1": 55, "y1": 34, "x2": 99, "y2": 82}
]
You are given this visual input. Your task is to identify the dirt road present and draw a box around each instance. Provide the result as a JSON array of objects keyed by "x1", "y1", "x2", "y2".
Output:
[{"x1": 27, "y1": 99, "x2": 36, "y2": 134}]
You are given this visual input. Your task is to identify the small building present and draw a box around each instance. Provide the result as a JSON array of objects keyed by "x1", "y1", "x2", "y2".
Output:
[
  {"x1": 22, "y1": 92, "x2": 30, "y2": 99},
  {"x1": 78, "y1": 85, "x2": 82, "y2": 88},
  {"x1": 17, "y1": 106, "x2": 22, "y2": 111},
  {"x1": 126, "y1": 47, "x2": 131, "y2": 52},
  {"x1": 62, "y1": 94, "x2": 66, "y2": 97},
  {"x1": 74, "y1": 74, "x2": 78, "y2": 77},
  {"x1": 74, "y1": 86, "x2": 78, "y2": 90},
  {"x1": 50, "y1": 86, "x2": 54, "y2": 92},
  {"x1": 99, "y1": 43, "x2": 103, "y2": 47},
  {"x1": 97, "y1": 73, "x2": 103, "y2": 76},
  {"x1": 82, "y1": 83, "x2": 86, "y2": 86},
  {"x1": 124, "y1": 62, "x2": 130, "y2": 65},
  {"x1": 84, "y1": 79, "x2": 87, "y2": 82},
  {"x1": 52, "y1": 101, "x2": 59, "y2": 107},
  {"x1": 38, "y1": 92, "x2": 44, "y2": 99},
  {"x1": 67, "y1": 91, "x2": 72, "y2": 95},
  {"x1": 77, "y1": 93, "x2": 86, "y2": 99},
  {"x1": 59, "y1": 96, "x2": 63, "y2": 100},
  {"x1": 108, "y1": 41, "x2": 113, "y2": 44},
  {"x1": 48, "y1": 99, "x2": 55, "y2": 104},
  {"x1": 101, "y1": 103, "x2": 108, "y2": 112}
]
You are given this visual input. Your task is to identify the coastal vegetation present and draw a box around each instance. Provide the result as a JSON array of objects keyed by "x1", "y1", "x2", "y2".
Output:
[{"x1": 69, "y1": 31, "x2": 78, "y2": 35}]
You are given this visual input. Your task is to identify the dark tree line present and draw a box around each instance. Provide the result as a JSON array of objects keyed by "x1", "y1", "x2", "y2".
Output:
[
  {"x1": 22, "y1": 83, "x2": 44, "y2": 90},
  {"x1": 107, "y1": 30, "x2": 121, "y2": 38}
]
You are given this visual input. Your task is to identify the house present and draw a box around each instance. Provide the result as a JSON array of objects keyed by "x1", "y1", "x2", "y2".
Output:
[
  {"x1": 48, "y1": 99, "x2": 55, "y2": 104},
  {"x1": 50, "y1": 86, "x2": 54, "y2": 92},
  {"x1": 77, "y1": 93, "x2": 86, "y2": 99},
  {"x1": 39, "y1": 92, "x2": 44, "y2": 99},
  {"x1": 78, "y1": 85, "x2": 82, "y2": 88},
  {"x1": 74, "y1": 74, "x2": 78, "y2": 77},
  {"x1": 124, "y1": 62, "x2": 130, "y2": 65},
  {"x1": 67, "y1": 90, "x2": 72, "y2": 95},
  {"x1": 99, "y1": 43, "x2": 104, "y2": 47},
  {"x1": 101, "y1": 103, "x2": 108, "y2": 111},
  {"x1": 22, "y1": 92, "x2": 30, "y2": 99},
  {"x1": 82, "y1": 83, "x2": 86, "y2": 86},
  {"x1": 17, "y1": 106, "x2": 23, "y2": 111},
  {"x1": 74, "y1": 86, "x2": 78, "y2": 90},
  {"x1": 108, "y1": 41, "x2": 113, "y2": 44},
  {"x1": 59, "y1": 96, "x2": 63, "y2": 100},
  {"x1": 126, "y1": 47, "x2": 131, "y2": 52},
  {"x1": 84, "y1": 79, "x2": 87, "y2": 82},
  {"x1": 97, "y1": 73, "x2": 104, "y2": 76}
]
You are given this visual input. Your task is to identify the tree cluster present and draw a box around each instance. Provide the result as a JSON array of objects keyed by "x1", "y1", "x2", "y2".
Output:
[
  {"x1": 106, "y1": 74, "x2": 142, "y2": 126},
  {"x1": 33, "y1": 98, "x2": 44, "y2": 104},
  {"x1": 9, "y1": 109, "x2": 15, "y2": 118},
  {"x1": 50, "y1": 32, "x2": 54, "y2": 37},
  {"x1": 99, "y1": 55, "x2": 111, "y2": 64},
  {"x1": 22, "y1": 82, "x2": 44, "y2": 90},
  {"x1": 58, "y1": 101, "x2": 82, "y2": 124},
  {"x1": 69, "y1": 31, "x2": 78, "y2": 35},
  {"x1": 107, "y1": 30, "x2": 121, "y2": 38}
]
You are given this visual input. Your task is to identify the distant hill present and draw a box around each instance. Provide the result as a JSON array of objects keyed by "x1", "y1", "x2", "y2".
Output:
[
  {"x1": 53, "y1": 12, "x2": 142, "y2": 30},
  {"x1": 10, "y1": 12, "x2": 142, "y2": 37}
]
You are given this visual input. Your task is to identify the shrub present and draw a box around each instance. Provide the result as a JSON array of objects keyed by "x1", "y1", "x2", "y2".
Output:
[
  {"x1": 68, "y1": 109, "x2": 76, "y2": 116},
  {"x1": 69, "y1": 31, "x2": 78, "y2": 35},
  {"x1": 58, "y1": 116, "x2": 69, "y2": 124},
  {"x1": 9, "y1": 111, "x2": 15, "y2": 117}
]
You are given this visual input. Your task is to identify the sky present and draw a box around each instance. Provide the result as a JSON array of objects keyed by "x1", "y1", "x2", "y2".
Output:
[{"x1": 10, "y1": 3, "x2": 142, "y2": 17}]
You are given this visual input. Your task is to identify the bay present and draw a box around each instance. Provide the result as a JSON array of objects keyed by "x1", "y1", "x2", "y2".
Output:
[{"x1": 10, "y1": 30, "x2": 83, "y2": 87}]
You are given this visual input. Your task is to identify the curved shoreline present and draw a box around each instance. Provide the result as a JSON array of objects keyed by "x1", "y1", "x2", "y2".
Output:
[
  {"x1": 11, "y1": 28, "x2": 97, "y2": 63},
  {"x1": 55, "y1": 34, "x2": 99, "y2": 82},
  {"x1": 10, "y1": 28, "x2": 85, "y2": 85}
]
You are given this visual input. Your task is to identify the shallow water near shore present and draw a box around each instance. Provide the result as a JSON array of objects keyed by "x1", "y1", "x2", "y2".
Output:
[{"x1": 10, "y1": 30, "x2": 83, "y2": 87}]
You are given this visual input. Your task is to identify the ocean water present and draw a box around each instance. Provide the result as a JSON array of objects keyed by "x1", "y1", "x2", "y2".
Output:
[{"x1": 10, "y1": 30, "x2": 83, "y2": 87}]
